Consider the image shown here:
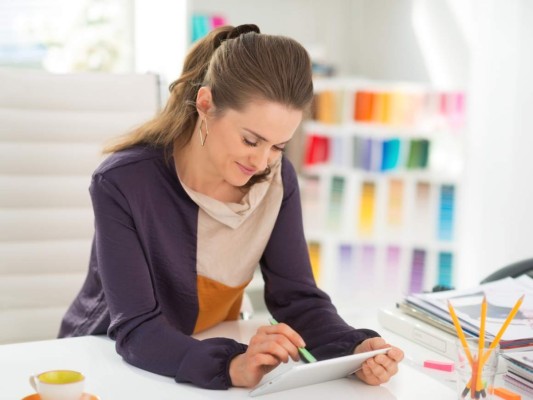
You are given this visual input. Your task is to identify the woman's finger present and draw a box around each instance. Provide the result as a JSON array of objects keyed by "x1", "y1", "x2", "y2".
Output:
[
  {"x1": 258, "y1": 323, "x2": 306, "y2": 347},
  {"x1": 386, "y1": 347, "x2": 405, "y2": 363},
  {"x1": 251, "y1": 334, "x2": 300, "y2": 363},
  {"x1": 367, "y1": 355, "x2": 399, "y2": 383}
]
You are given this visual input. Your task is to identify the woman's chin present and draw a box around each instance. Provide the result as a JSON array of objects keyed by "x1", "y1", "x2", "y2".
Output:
[{"x1": 226, "y1": 174, "x2": 252, "y2": 188}]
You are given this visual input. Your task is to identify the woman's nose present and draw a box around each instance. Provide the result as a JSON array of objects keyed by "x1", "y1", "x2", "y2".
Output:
[{"x1": 250, "y1": 147, "x2": 270, "y2": 171}]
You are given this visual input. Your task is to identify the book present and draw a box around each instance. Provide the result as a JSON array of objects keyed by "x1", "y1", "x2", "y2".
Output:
[
  {"x1": 378, "y1": 306, "x2": 508, "y2": 373},
  {"x1": 404, "y1": 276, "x2": 533, "y2": 351},
  {"x1": 378, "y1": 306, "x2": 459, "y2": 359},
  {"x1": 397, "y1": 301, "x2": 461, "y2": 337},
  {"x1": 502, "y1": 351, "x2": 533, "y2": 394}
]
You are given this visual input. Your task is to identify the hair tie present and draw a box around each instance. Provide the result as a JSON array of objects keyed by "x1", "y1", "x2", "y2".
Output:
[
  {"x1": 226, "y1": 24, "x2": 260, "y2": 39},
  {"x1": 214, "y1": 24, "x2": 260, "y2": 49}
]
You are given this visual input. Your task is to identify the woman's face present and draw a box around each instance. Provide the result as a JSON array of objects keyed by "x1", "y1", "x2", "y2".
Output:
[{"x1": 204, "y1": 100, "x2": 303, "y2": 187}]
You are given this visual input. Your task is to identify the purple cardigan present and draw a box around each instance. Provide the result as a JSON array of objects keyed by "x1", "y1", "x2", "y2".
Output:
[{"x1": 59, "y1": 145, "x2": 379, "y2": 389}]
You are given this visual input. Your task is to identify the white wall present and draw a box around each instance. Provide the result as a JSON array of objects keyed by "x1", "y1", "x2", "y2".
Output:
[
  {"x1": 460, "y1": 0, "x2": 533, "y2": 286},
  {"x1": 344, "y1": 0, "x2": 533, "y2": 286},
  {"x1": 189, "y1": 0, "x2": 352, "y2": 74},
  {"x1": 133, "y1": 0, "x2": 188, "y2": 93}
]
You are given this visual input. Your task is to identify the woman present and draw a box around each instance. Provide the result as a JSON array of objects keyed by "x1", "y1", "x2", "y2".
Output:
[{"x1": 59, "y1": 24, "x2": 404, "y2": 390}]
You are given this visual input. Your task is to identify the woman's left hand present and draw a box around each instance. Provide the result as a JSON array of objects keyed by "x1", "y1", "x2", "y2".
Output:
[{"x1": 353, "y1": 337, "x2": 404, "y2": 385}]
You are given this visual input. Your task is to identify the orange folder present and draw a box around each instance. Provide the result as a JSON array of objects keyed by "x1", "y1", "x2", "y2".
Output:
[{"x1": 354, "y1": 91, "x2": 374, "y2": 122}]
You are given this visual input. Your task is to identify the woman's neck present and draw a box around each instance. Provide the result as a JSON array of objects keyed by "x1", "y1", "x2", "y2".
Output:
[{"x1": 173, "y1": 140, "x2": 246, "y2": 203}]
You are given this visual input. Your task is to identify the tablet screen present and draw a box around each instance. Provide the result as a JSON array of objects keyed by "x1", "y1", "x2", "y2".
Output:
[{"x1": 249, "y1": 347, "x2": 389, "y2": 397}]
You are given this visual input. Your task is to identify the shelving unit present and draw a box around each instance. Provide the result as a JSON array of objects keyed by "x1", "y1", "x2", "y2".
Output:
[{"x1": 300, "y1": 77, "x2": 466, "y2": 309}]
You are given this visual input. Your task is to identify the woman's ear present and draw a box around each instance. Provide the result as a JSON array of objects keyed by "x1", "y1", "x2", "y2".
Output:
[{"x1": 196, "y1": 86, "x2": 213, "y2": 117}]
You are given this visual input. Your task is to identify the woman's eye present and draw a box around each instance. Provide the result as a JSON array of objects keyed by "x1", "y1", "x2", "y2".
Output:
[
  {"x1": 243, "y1": 138, "x2": 258, "y2": 147},
  {"x1": 273, "y1": 146, "x2": 285, "y2": 153}
]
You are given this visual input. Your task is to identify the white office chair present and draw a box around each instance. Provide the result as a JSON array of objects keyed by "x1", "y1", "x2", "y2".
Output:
[{"x1": 0, "y1": 68, "x2": 160, "y2": 344}]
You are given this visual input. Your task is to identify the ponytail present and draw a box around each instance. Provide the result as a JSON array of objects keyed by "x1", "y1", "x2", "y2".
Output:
[{"x1": 103, "y1": 26, "x2": 235, "y2": 153}]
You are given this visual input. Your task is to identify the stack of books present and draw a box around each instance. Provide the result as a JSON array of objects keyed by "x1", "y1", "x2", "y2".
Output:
[
  {"x1": 502, "y1": 351, "x2": 533, "y2": 395},
  {"x1": 393, "y1": 276, "x2": 533, "y2": 352}
]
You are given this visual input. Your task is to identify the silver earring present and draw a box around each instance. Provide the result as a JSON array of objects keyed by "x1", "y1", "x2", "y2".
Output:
[{"x1": 199, "y1": 118, "x2": 209, "y2": 146}]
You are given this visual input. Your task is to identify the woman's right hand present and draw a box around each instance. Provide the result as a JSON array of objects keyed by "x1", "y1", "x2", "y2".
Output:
[{"x1": 229, "y1": 322, "x2": 305, "y2": 388}]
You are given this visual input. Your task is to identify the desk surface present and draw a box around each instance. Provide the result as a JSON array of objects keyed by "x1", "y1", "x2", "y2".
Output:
[{"x1": 0, "y1": 311, "x2": 457, "y2": 400}]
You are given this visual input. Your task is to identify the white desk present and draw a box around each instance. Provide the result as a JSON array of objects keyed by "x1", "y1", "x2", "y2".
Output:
[{"x1": 0, "y1": 313, "x2": 457, "y2": 400}]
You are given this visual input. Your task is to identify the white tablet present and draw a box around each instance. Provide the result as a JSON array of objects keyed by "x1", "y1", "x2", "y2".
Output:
[{"x1": 249, "y1": 347, "x2": 389, "y2": 397}]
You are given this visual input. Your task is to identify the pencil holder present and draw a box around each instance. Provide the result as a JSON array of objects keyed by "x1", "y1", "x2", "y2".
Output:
[{"x1": 454, "y1": 337, "x2": 499, "y2": 400}]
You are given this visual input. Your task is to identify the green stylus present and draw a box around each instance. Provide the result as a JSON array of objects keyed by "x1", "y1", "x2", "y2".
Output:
[{"x1": 269, "y1": 318, "x2": 317, "y2": 363}]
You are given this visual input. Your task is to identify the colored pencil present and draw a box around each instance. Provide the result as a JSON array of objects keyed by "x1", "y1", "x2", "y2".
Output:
[
  {"x1": 482, "y1": 294, "x2": 524, "y2": 365},
  {"x1": 448, "y1": 300, "x2": 473, "y2": 365},
  {"x1": 475, "y1": 296, "x2": 487, "y2": 398},
  {"x1": 459, "y1": 295, "x2": 524, "y2": 398}
]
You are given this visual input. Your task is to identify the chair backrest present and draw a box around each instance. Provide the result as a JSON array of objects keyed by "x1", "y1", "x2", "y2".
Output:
[{"x1": 0, "y1": 68, "x2": 160, "y2": 344}]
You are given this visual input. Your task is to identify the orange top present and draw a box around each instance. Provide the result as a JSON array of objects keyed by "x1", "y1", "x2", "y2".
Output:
[{"x1": 194, "y1": 275, "x2": 250, "y2": 334}]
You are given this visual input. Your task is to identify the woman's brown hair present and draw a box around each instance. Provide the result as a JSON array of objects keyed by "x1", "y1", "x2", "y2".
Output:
[{"x1": 104, "y1": 24, "x2": 314, "y2": 186}]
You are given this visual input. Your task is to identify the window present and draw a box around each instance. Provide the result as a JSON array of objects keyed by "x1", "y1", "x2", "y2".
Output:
[{"x1": 0, "y1": 0, "x2": 134, "y2": 72}]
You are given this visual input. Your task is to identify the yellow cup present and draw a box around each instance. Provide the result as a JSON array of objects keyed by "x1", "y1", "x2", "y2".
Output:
[{"x1": 29, "y1": 370, "x2": 85, "y2": 400}]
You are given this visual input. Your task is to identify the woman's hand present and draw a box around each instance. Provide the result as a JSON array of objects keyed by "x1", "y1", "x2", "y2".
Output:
[
  {"x1": 229, "y1": 322, "x2": 305, "y2": 388},
  {"x1": 354, "y1": 337, "x2": 404, "y2": 385}
]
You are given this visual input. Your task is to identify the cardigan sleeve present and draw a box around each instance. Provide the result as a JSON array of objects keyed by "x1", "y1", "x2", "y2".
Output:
[
  {"x1": 260, "y1": 160, "x2": 380, "y2": 360},
  {"x1": 90, "y1": 173, "x2": 246, "y2": 389}
]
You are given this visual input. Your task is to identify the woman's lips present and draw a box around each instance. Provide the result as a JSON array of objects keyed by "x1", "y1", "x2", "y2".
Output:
[{"x1": 236, "y1": 162, "x2": 257, "y2": 176}]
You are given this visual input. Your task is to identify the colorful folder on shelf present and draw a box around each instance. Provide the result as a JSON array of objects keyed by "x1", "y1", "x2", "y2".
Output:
[
  {"x1": 191, "y1": 14, "x2": 228, "y2": 42},
  {"x1": 406, "y1": 139, "x2": 431, "y2": 169},
  {"x1": 358, "y1": 181, "x2": 376, "y2": 235},
  {"x1": 381, "y1": 138, "x2": 401, "y2": 171},
  {"x1": 304, "y1": 135, "x2": 330, "y2": 166},
  {"x1": 354, "y1": 91, "x2": 374, "y2": 122},
  {"x1": 316, "y1": 91, "x2": 336, "y2": 124},
  {"x1": 409, "y1": 249, "x2": 426, "y2": 294},
  {"x1": 438, "y1": 184, "x2": 455, "y2": 241},
  {"x1": 308, "y1": 242, "x2": 321, "y2": 282},
  {"x1": 437, "y1": 252, "x2": 454, "y2": 288},
  {"x1": 327, "y1": 176, "x2": 345, "y2": 231},
  {"x1": 387, "y1": 179, "x2": 404, "y2": 226}
]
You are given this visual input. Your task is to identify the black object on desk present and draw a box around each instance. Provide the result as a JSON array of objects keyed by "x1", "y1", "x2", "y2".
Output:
[{"x1": 480, "y1": 258, "x2": 533, "y2": 284}]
